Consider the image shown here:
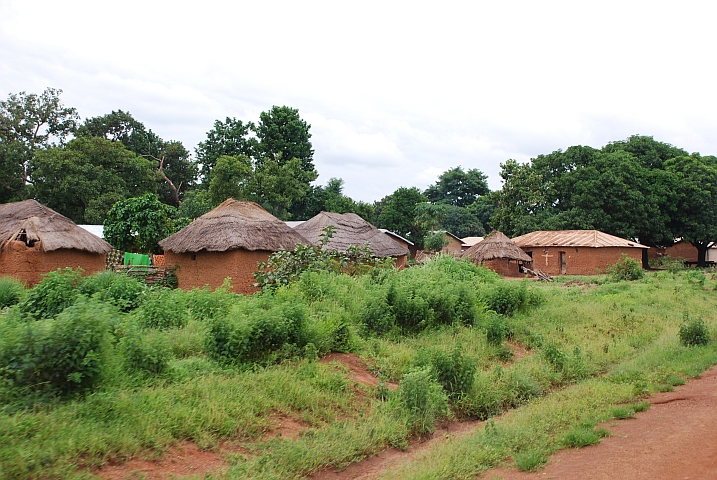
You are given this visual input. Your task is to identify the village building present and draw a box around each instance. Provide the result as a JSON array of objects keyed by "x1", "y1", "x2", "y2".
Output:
[
  {"x1": 647, "y1": 240, "x2": 717, "y2": 264},
  {"x1": 461, "y1": 236, "x2": 484, "y2": 249},
  {"x1": 461, "y1": 231, "x2": 532, "y2": 277},
  {"x1": 295, "y1": 212, "x2": 410, "y2": 268},
  {"x1": 379, "y1": 228, "x2": 417, "y2": 258},
  {"x1": 159, "y1": 199, "x2": 308, "y2": 294},
  {"x1": 0, "y1": 199, "x2": 112, "y2": 285},
  {"x1": 512, "y1": 230, "x2": 648, "y2": 276}
]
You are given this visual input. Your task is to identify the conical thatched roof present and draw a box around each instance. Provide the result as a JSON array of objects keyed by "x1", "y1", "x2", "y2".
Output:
[
  {"x1": 0, "y1": 199, "x2": 112, "y2": 254},
  {"x1": 159, "y1": 199, "x2": 308, "y2": 253},
  {"x1": 461, "y1": 231, "x2": 532, "y2": 263},
  {"x1": 294, "y1": 211, "x2": 409, "y2": 257}
]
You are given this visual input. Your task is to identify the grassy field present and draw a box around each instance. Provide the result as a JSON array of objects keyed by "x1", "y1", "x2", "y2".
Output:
[{"x1": 1, "y1": 260, "x2": 716, "y2": 479}]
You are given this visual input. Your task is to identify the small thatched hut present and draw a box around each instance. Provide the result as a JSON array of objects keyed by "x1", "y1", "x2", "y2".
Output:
[
  {"x1": 461, "y1": 231, "x2": 532, "y2": 277},
  {"x1": 0, "y1": 199, "x2": 112, "y2": 285},
  {"x1": 159, "y1": 199, "x2": 308, "y2": 294},
  {"x1": 294, "y1": 212, "x2": 409, "y2": 268}
]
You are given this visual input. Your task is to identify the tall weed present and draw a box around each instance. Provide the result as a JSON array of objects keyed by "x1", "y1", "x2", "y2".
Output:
[
  {"x1": 19, "y1": 268, "x2": 84, "y2": 319},
  {"x1": 0, "y1": 277, "x2": 24, "y2": 309}
]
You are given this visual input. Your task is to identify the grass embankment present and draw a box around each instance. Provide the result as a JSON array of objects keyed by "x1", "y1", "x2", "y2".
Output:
[{"x1": 0, "y1": 264, "x2": 716, "y2": 479}]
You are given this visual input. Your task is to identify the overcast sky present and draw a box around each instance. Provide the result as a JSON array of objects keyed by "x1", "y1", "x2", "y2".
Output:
[{"x1": 2, "y1": 1, "x2": 716, "y2": 203}]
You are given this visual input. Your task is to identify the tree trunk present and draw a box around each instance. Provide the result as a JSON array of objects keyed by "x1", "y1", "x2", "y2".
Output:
[{"x1": 694, "y1": 242, "x2": 709, "y2": 267}]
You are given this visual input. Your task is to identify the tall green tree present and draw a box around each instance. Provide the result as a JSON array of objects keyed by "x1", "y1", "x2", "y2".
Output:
[
  {"x1": 376, "y1": 187, "x2": 427, "y2": 245},
  {"x1": 78, "y1": 110, "x2": 197, "y2": 206},
  {"x1": 255, "y1": 106, "x2": 314, "y2": 172},
  {"x1": 31, "y1": 137, "x2": 156, "y2": 224},
  {"x1": 424, "y1": 166, "x2": 489, "y2": 207},
  {"x1": 208, "y1": 155, "x2": 253, "y2": 205},
  {"x1": 289, "y1": 177, "x2": 375, "y2": 221},
  {"x1": 0, "y1": 88, "x2": 79, "y2": 201},
  {"x1": 666, "y1": 154, "x2": 717, "y2": 266},
  {"x1": 195, "y1": 117, "x2": 256, "y2": 183}
]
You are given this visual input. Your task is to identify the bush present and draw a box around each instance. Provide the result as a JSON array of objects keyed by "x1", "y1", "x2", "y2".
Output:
[
  {"x1": 19, "y1": 268, "x2": 84, "y2": 318},
  {"x1": 81, "y1": 271, "x2": 146, "y2": 311},
  {"x1": 415, "y1": 347, "x2": 476, "y2": 400},
  {"x1": 478, "y1": 281, "x2": 528, "y2": 316},
  {"x1": 359, "y1": 295, "x2": 395, "y2": 336},
  {"x1": 679, "y1": 313, "x2": 710, "y2": 347},
  {"x1": 485, "y1": 313, "x2": 508, "y2": 346},
  {"x1": 606, "y1": 254, "x2": 644, "y2": 281},
  {"x1": 185, "y1": 281, "x2": 236, "y2": 321},
  {"x1": 0, "y1": 297, "x2": 113, "y2": 396},
  {"x1": 121, "y1": 328, "x2": 171, "y2": 375},
  {"x1": 396, "y1": 367, "x2": 449, "y2": 436},
  {"x1": 0, "y1": 277, "x2": 24, "y2": 309},
  {"x1": 135, "y1": 288, "x2": 189, "y2": 329}
]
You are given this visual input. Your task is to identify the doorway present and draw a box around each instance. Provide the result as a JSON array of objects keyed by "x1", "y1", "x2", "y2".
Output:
[{"x1": 559, "y1": 251, "x2": 567, "y2": 274}]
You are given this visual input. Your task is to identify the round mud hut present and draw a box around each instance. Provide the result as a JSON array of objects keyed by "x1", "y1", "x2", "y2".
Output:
[
  {"x1": 0, "y1": 199, "x2": 112, "y2": 285},
  {"x1": 159, "y1": 199, "x2": 309, "y2": 294},
  {"x1": 294, "y1": 211, "x2": 409, "y2": 268},
  {"x1": 461, "y1": 231, "x2": 532, "y2": 277}
]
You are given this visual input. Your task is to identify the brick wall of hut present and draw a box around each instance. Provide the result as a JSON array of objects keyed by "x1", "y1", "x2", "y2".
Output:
[
  {"x1": 441, "y1": 235, "x2": 464, "y2": 255},
  {"x1": 520, "y1": 246, "x2": 643, "y2": 276},
  {"x1": 647, "y1": 241, "x2": 698, "y2": 262},
  {"x1": 164, "y1": 248, "x2": 270, "y2": 294},
  {"x1": 481, "y1": 258, "x2": 529, "y2": 277},
  {"x1": 0, "y1": 240, "x2": 106, "y2": 285}
]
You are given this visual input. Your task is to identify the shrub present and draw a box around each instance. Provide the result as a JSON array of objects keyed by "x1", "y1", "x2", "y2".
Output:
[
  {"x1": 359, "y1": 295, "x2": 395, "y2": 336},
  {"x1": 562, "y1": 426, "x2": 609, "y2": 448},
  {"x1": 121, "y1": 328, "x2": 170, "y2": 375},
  {"x1": 478, "y1": 281, "x2": 528, "y2": 316},
  {"x1": 135, "y1": 288, "x2": 189, "y2": 329},
  {"x1": 19, "y1": 268, "x2": 84, "y2": 318},
  {"x1": 396, "y1": 367, "x2": 449, "y2": 436},
  {"x1": 485, "y1": 313, "x2": 508, "y2": 346},
  {"x1": 415, "y1": 347, "x2": 476, "y2": 400},
  {"x1": 514, "y1": 450, "x2": 548, "y2": 472},
  {"x1": 0, "y1": 297, "x2": 113, "y2": 396},
  {"x1": 0, "y1": 277, "x2": 24, "y2": 309},
  {"x1": 679, "y1": 313, "x2": 709, "y2": 347},
  {"x1": 81, "y1": 271, "x2": 146, "y2": 311},
  {"x1": 185, "y1": 281, "x2": 236, "y2": 321},
  {"x1": 606, "y1": 254, "x2": 644, "y2": 281}
]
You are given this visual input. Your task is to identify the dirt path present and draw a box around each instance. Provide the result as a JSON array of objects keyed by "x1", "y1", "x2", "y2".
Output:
[{"x1": 485, "y1": 365, "x2": 717, "y2": 480}]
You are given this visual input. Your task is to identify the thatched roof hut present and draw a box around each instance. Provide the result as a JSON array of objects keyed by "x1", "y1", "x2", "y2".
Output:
[
  {"x1": 462, "y1": 231, "x2": 532, "y2": 263},
  {"x1": 159, "y1": 199, "x2": 307, "y2": 253},
  {"x1": 159, "y1": 199, "x2": 309, "y2": 294},
  {"x1": 461, "y1": 231, "x2": 532, "y2": 277},
  {"x1": 294, "y1": 212, "x2": 409, "y2": 266},
  {"x1": 0, "y1": 200, "x2": 112, "y2": 284},
  {"x1": 0, "y1": 200, "x2": 112, "y2": 254}
]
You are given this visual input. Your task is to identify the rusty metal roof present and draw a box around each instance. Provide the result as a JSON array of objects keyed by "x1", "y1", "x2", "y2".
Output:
[{"x1": 511, "y1": 230, "x2": 649, "y2": 249}]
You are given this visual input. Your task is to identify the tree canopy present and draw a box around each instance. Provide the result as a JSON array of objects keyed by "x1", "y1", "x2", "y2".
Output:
[{"x1": 103, "y1": 193, "x2": 180, "y2": 254}]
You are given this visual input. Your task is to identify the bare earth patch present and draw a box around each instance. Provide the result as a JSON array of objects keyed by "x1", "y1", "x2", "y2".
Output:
[
  {"x1": 320, "y1": 353, "x2": 398, "y2": 390},
  {"x1": 95, "y1": 441, "x2": 229, "y2": 480},
  {"x1": 484, "y1": 365, "x2": 717, "y2": 480}
]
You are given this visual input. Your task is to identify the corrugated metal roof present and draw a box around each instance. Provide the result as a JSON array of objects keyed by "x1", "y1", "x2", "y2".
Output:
[
  {"x1": 512, "y1": 230, "x2": 649, "y2": 249},
  {"x1": 461, "y1": 236, "x2": 484, "y2": 247}
]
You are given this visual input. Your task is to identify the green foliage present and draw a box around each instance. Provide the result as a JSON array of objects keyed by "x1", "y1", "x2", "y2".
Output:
[
  {"x1": 135, "y1": 288, "x2": 189, "y2": 330},
  {"x1": 31, "y1": 136, "x2": 157, "y2": 224},
  {"x1": 0, "y1": 297, "x2": 113, "y2": 397},
  {"x1": 195, "y1": 117, "x2": 256, "y2": 183},
  {"x1": 80, "y1": 271, "x2": 146, "y2": 311},
  {"x1": 561, "y1": 425, "x2": 609, "y2": 448},
  {"x1": 606, "y1": 254, "x2": 644, "y2": 281},
  {"x1": 424, "y1": 166, "x2": 490, "y2": 207},
  {"x1": 679, "y1": 313, "x2": 710, "y2": 347},
  {"x1": 255, "y1": 105, "x2": 315, "y2": 173},
  {"x1": 423, "y1": 230, "x2": 450, "y2": 252},
  {"x1": 185, "y1": 281, "x2": 236, "y2": 321},
  {"x1": 478, "y1": 281, "x2": 528, "y2": 316},
  {"x1": 396, "y1": 367, "x2": 450, "y2": 436},
  {"x1": 19, "y1": 268, "x2": 83, "y2": 319},
  {"x1": 485, "y1": 313, "x2": 508, "y2": 346},
  {"x1": 120, "y1": 327, "x2": 170, "y2": 375},
  {"x1": 103, "y1": 193, "x2": 178, "y2": 254},
  {"x1": 415, "y1": 347, "x2": 477, "y2": 400},
  {"x1": 206, "y1": 297, "x2": 308, "y2": 364},
  {"x1": 376, "y1": 186, "x2": 428, "y2": 245},
  {"x1": 208, "y1": 154, "x2": 253, "y2": 205},
  {"x1": 0, "y1": 277, "x2": 24, "y2": 309},
  {"x1": 514, "y1": 450, "x2": 548, "y2": 472}
]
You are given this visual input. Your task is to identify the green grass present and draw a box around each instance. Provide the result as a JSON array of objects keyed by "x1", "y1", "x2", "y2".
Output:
[{"x1": 1, "y1": 267, "x2": 716, "y2": 479}]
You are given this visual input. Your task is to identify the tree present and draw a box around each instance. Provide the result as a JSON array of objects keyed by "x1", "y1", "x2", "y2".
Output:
[
  {"x1": 31, "y1": 137, "x2": 156, "y2": 224},
  {"x1": 424, "y1": 166, "x2": 489, "y2": 207},
  {"x1": 289, "y1": 177, "x2": 375, "y2": 221},
  {"x1": 440, "y1": 205, "x2": 485, "y2": 238},
  {"x1": 103, "y1": 193, "x2": 178, "y2": 254},
  {"x1": 208, "y1": 155, "x2": 253, "y2": 205},
  {"x1": 195, "y1": 117, "x2": 256, "y2": 183},
  {"x1": 376, "y1": 187, "x2": 427, "y2": 245},
  {"x1": 666, "y1": 154, "x2": 717, "y2": 266},
  {"x1": 78, "y1": 110, "x2": 197, "y2": 207},
  {"x1": 253, "y1": 155, "x2": 316, "y2": 219},
  {"x1": 466, "y1": 196, "x2": 497, "y2": 232},
  {"x1": 255, "y1": 106, "x2": 314, "y2": 172},
  {"x1": 0, "y1": 88, "x2": 79, "y2": 201}
]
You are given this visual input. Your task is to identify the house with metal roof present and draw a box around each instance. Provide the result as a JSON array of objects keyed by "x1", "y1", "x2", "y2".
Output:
[{"x1": 511, "y1": 230, "x2": 648, "y2": 275}]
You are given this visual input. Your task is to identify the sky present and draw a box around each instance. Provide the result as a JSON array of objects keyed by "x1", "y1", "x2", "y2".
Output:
[{"x1": 2, "y1": 1, "x2": 716, "y2": 203}]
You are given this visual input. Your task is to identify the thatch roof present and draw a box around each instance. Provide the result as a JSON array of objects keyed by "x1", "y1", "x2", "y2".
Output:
[
  {"x1": 294, "y1": 212, "x2": 409, "y2": 257},
  {"x1": 462, "y1": 231, "x2": 532, "y2": 263},
  {"x1": 512, "y1": 230, "x2": 649, "y2": 249},
  {"x1": 159, "y1": 199, "x2": 308, "y2": 253},
  {"x1": 0, "y1": 199, "x2": 112, "y2": 254}
]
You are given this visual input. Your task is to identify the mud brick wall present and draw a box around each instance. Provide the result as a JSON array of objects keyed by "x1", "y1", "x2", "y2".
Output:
[
  {"x1": 520, "y1": 246, "x2": 643, "y2": 276},
  {"x1": 648, "y1": 241, "x2": 698, "y2": 262},
  {"x1": 164, "y1": 249, "x2": 270, "y2": 294},
  {"x1": 481, "y1": 258, "x2": 529, "y2": 277},
  {"x1": 0, "y1": 240, "x2": 106, "y2": 286},
  {"x1": 442, "y1": 236, "x2": 464, "y2": 255}
]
